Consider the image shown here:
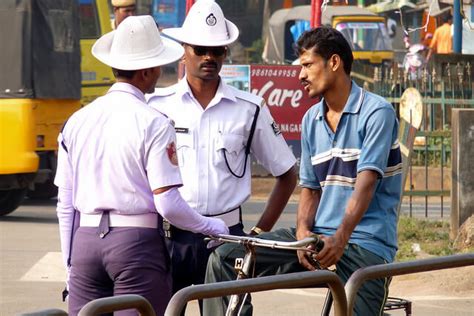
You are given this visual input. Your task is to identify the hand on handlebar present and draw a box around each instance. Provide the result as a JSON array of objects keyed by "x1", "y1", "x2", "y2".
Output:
[
  {"x1": 205, "y1": 217, "x2": 229, "y2": 236},
  {"x1": 204, "y1": 218, "x2": 229, "y2": 249},
  {"x1": 313, "y1": 234, "x2": 345, "y2": 269},
  {"x1": 296, "y1": 230, "x2": 324, "y2": 271}
]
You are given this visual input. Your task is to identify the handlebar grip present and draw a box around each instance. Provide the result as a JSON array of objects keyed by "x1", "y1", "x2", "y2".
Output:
[{"x1": 312, "y1": 234, "x2": 324, "y2": 252}]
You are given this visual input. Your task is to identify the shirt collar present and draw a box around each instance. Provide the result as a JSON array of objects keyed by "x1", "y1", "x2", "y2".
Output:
[
  {"x1": 176, "y1": 78, "x2": 190, "y2": 98},
  {"x1": 315, "y1": 80, "x2": 364, "y2": 120},
  {"x1": 108, "y1": 82, "x2": 146, "y2": 103},
  {"x1": 176, "y1": 77, "x2": 237, "y2": 106},
  {"x1": 342, "y1": 81, "x2": 364, "y2": 114}
]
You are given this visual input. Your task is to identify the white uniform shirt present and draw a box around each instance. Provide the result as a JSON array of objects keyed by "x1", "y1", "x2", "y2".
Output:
[
  {"x1": 54, "y1": 82, "x2": 182, "y2": 215},
  {"x1": 147, "y1": 79, "x2": 296, "y2": 216}
]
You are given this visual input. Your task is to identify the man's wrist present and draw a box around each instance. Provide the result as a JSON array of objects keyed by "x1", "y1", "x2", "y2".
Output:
[{"x1": 250, "y1": 226, "x2": 264, "y2": 235}]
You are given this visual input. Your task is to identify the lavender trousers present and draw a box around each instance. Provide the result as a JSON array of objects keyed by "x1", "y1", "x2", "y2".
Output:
[{"x1": 68, "y1": 226, "x2": 171, "y2": 316}]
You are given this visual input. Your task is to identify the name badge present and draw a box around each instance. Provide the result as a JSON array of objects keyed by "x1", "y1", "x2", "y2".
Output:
[{"x1": 175, "y1": 127, "x2": 189, "y2": 134}]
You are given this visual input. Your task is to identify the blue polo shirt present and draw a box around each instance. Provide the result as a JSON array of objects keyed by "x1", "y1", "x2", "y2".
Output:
[{"x1": 299, "y1": 82, "x2": 402, "y2": 262}]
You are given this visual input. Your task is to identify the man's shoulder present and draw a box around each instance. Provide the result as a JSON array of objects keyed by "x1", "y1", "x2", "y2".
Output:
[
  {"x1": 61, "y1": 97, "x2": 105, "y2": 134},
  {"x1": 363, "y1": 90, "x2": 394, "y2": 112},
  {"x1": 146, "y1": 84, "x2": 178, "y2": 103},
  {"x1": 230, "y1": 86, "x2": 265, "y2": 107}
]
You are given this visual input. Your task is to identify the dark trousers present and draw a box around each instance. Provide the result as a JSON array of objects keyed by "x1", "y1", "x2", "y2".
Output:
[
  {"x1": 203, "y1": 227, "x2": 391, "y2": 316},
  {"x1": 68, "y1": 227, "x2": 171, "y2": 316},
  {"x1": 165, "y1": 223, "x2": 246, "y2": 315}
]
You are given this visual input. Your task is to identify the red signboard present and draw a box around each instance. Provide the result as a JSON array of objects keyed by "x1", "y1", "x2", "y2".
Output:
[{"x1": 250, "y1": 65, "x2": 316, "y2": 141}]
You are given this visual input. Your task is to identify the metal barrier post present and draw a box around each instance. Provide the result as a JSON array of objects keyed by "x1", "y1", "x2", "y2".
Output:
[
  {"x1": 78, "y1": 294, "x2": 155, "y2": 316},
  {"x1": 345, "y1": 253, "x2": 474, "y2": 316},
  {"x1": 165, "y1": 270, "x2": 347, "y2": 316}
]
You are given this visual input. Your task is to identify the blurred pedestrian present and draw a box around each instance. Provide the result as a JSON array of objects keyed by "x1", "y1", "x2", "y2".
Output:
[
  {"x1": 147, "y1": 0, "x2": 297, "y2": 314},
  {"x1": 426, "y1": 13, "x2": 453, "y2": 61},
  {"x1": 55, "y1": 15, "x2": 228, "y2": 316},
  {"x1": 111, "y1": 0, "x2": 136, "y2": 29}
]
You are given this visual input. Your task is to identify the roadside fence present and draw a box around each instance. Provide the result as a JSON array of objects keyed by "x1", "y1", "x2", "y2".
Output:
[{"x1": 367, "y1": 54, "x2": 474, "y2": 218}]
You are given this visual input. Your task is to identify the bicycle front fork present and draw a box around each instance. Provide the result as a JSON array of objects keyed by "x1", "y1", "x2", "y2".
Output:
[{"x1": 226, "y1": 244, "x2": 256, "y2": 316}]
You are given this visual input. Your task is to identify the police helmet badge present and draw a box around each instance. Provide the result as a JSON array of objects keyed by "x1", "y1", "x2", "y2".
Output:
[
  {"x1": 166, "y1": 142, "x2": 178, "y2": 166},
  {"x1": 206, "y1": 13, "x2": 217, "y2": 26}
]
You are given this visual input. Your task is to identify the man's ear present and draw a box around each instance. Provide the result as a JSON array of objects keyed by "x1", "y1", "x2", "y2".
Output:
[
  {"x1": 138, "y1": 68, "x2": 152, "y2": 82},
  {"x1": 181, "y1": 44, "x2": 186, "y2": 63},
  {"x1": 330, "y1": 54, "x2": 342, "y2": 72}
]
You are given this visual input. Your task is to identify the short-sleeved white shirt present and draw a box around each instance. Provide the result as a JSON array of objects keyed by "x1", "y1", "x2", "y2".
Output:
[
  {"x1": 54, "y1": 83, "x2": 182, "y2": 215},
  {"x1": 147, "y1": 79, "x2": 296, "y2": 216}
]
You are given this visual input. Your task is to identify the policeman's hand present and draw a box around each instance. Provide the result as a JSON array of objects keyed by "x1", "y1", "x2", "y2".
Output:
[
  {"x1": 205, "y1": 217, "x2": 229, "y2": 236},
  {"x1": 296, "y1": 229, "x2": 319, "y2": 271},
  {"x1": 205, "y1": 218, "x2": 229, "y2": 249},
  {"x1": 314, "y1": 234, "x2": 345, "y2": 269}
]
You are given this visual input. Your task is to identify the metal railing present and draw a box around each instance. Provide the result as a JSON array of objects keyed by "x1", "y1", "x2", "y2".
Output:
[
  {"x1": 78, "y1": 294, "x2": 155, "y2": 316},
  {"x1": 164, "y1": 270, "x2": 347, "y2": 316},
  {"x1": 345, "y1": 253, "x2": 474, "y2": 316},
  {"x1": 369, "y1": 56, "x2": 474, "y2": 218},
  {"x1": 20, "y1": 309, "x2": 68, "y2": 316},
  {"x1": 22, "y1": 253, "x2": 474, "y2": 316}
]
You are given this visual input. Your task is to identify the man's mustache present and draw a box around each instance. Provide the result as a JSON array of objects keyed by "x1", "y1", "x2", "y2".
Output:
[{"x1": 200, "y1": 61, "x2": 218, "y2": 68}]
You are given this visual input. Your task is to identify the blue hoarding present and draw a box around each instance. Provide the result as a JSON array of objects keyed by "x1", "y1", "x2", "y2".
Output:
[{"x1": 152, "y1": 0, "x2": 185, "y2": 28}]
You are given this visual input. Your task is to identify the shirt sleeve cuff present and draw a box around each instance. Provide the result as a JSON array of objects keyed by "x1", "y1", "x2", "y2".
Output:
[{"x1": 358, "y1": 164, "x2": 384, "y2": 178}]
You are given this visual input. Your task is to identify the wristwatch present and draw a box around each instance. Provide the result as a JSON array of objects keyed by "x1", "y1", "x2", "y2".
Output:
[{"x1": 250, "y1": 226, "x2": 264, "y2": 235}]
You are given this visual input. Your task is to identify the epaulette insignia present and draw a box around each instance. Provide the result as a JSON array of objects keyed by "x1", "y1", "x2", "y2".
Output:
[{"x1": 233, "y1": 88, "x2": 264, "y2": 107}]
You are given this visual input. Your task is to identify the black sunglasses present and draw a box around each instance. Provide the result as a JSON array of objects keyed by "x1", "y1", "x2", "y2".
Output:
[{"x1": 189, "y1": 45, "x2": 227, "y2": 57}]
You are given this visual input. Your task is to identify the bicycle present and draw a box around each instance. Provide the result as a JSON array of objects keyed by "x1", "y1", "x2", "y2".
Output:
[
  {"x1": 205, "y1": 233, "x2": 325, "y2": 316},
  {"x1": 206, "y1": 233, "x2": 412, "y2": 316}
]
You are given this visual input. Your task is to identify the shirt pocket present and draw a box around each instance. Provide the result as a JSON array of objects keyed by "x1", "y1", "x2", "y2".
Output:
[
  {"x1": 215, "y1": 133, "x2": 246, "y2": 173},
  {"x1": 175, "y1": 132, "x2": 194, "y2": 167}
]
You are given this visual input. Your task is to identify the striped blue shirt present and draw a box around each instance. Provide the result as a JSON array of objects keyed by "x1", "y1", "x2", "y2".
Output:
[{"x1": 299, "y1": 82, "x2": 402, "y2": 262}]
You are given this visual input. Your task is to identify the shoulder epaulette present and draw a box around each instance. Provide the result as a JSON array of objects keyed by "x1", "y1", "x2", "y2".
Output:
[
  {"x1": 148, "y1": 85, "x2": 177, "y2": 99},
  {"x1": 232, "y1": 87, "x2": 265, "y2": 107}
]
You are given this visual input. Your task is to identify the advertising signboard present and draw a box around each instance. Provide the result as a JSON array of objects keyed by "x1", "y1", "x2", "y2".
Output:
[
  {"x1": 250, "y1": 65, "x2": 315, "y2": 142},
  {"x1": 220, "y1": 65, "x2": 250, "y2": 92}
]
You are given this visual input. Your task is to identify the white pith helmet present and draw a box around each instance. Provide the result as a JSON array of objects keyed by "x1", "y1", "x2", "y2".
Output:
[
  {"x1": 162, "y1": 0, "x2": 239, "y2": 47},
  {"x1": 92, "y1": 15, "x2": 184, "y2": 70}
]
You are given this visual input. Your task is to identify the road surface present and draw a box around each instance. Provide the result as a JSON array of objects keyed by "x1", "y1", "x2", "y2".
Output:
[{"x1": 0, "y1": 199, "x2": 471, "y2": 316}]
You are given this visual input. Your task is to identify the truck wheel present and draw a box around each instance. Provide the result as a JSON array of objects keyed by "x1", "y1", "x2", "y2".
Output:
[
  {"x1": 27, "y1": 151, "x2": 57, "y2": 199},
  {"x1": 27, "y1": 180, "x2": 58, "y2": 199},
  {"x1": 0, "y1": 189, "x2": 27, "y2": 216}
]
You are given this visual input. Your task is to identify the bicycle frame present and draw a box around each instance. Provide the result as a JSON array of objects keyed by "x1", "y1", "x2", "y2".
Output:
[{"x1": 206, "y1": 234, "x2": 324, "y2": 316}]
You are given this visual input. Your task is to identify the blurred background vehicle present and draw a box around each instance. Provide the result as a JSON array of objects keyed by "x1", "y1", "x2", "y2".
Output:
[
  {"x1": 263, "y1": 5, "x2": 394, "y2": 66},
  {"x1": 0, "y1": 0, "x2": 114, "y2": 216}
]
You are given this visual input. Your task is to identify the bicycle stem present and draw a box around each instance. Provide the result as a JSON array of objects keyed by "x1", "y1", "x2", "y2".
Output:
[{"x1": 227, "y1": 244, "x2": 256, "y2": 316}]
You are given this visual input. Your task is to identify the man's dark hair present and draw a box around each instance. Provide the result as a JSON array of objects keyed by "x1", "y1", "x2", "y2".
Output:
[
  {"x1": 440, "y1": 12, "x2": 452, "y2": 24},
  {"x1": 112, "y1": 68, "x2": 136, "y2": 79},
  {"x1": 295, "y1": 26, "x2": 353, "y2": 75}
]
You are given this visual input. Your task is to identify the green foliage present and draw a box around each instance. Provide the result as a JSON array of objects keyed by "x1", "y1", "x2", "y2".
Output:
[
  {"x1": 412, "y1": 133, "x2": 451, "y2": 167},
  {"x1": 396, "y1": 216, "x2": 455, "y2": 262},
  {"x1": 247, "y1": 39, "x2": 264, "y2": 64}
]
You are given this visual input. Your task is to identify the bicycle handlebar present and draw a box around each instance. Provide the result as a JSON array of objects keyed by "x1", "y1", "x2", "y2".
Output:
[{"x1": 206, "y1": 234, "x2": 324, "y2": 254}]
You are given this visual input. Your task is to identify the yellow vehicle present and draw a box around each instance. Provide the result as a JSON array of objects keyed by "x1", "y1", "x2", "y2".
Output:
[
  {"x1": 0, "y1": 0, "x2": 113, "y2": 215},
  {"x1": 263, "y1": 5, "x2": 394, "y2": 65},
  {"x1": 80, "y1": 0, "x2": 115, "y2": 105}
]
